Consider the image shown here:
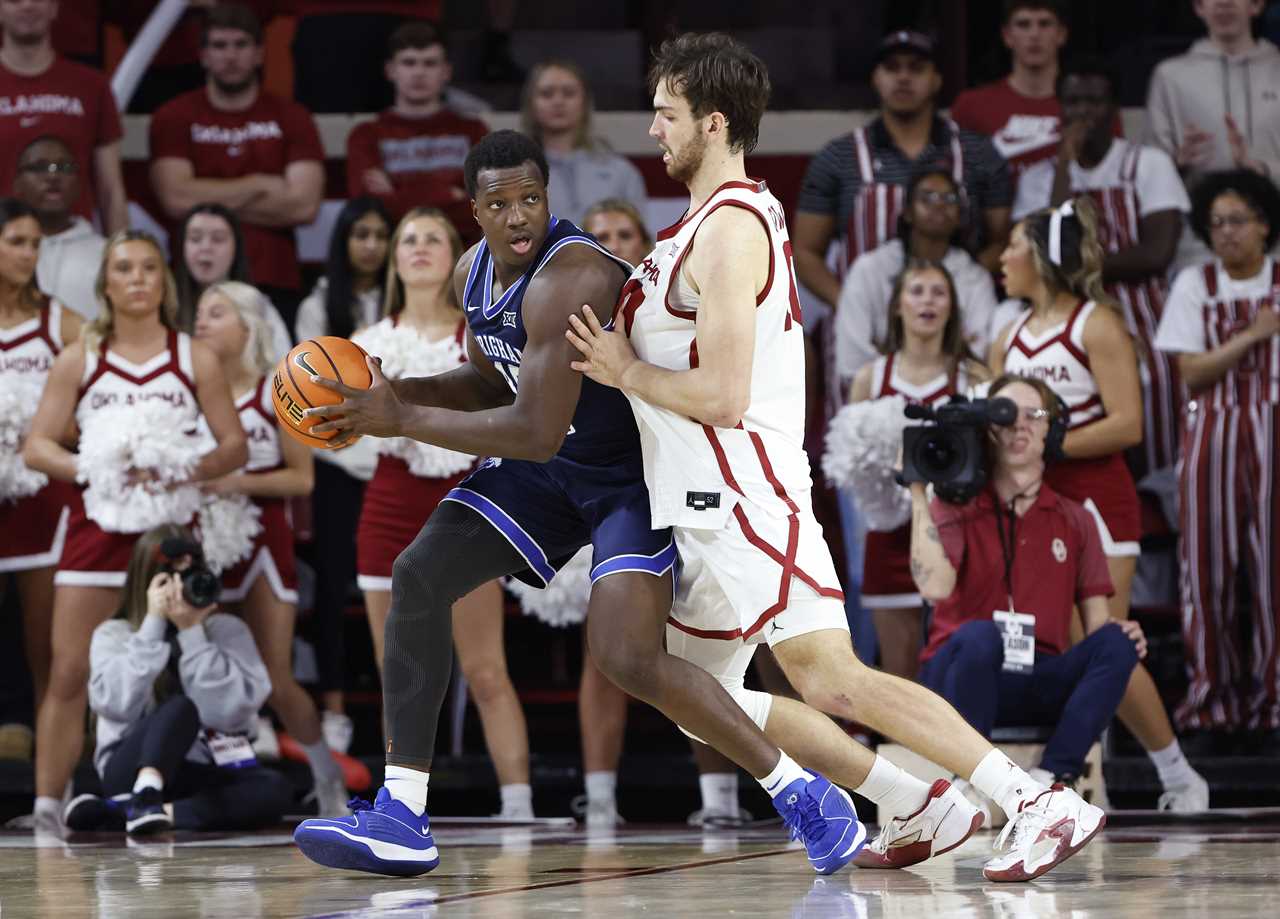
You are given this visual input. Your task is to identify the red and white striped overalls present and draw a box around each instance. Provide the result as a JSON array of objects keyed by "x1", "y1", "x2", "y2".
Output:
[
  {"x1": 1086, "y1": 143, "x2": 1182, "y2": 478},
  {"x1": 1176, "y1": 259, "x2": 1280, "y2": 731}
]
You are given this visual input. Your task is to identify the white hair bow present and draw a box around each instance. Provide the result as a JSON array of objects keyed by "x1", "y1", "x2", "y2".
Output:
[{"x1": 1048, "y1": 199, "x2": 1075, "y2": 266}]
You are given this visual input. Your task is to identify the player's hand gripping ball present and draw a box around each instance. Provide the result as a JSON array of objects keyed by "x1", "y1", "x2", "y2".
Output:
[{"x1": 272, "y1": 337, "x2": 374, "y2": 448}]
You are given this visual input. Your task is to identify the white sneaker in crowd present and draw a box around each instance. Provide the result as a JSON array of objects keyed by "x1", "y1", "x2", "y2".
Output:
[
  {"x1": 313, "y1": 776, "x2": 351, "y2": 818},
  {"x1": 1158, "y1": 770, "x2": 1210, "y2": 813},
  {"x1": 571, "y1": 794, "x2": 625, "y2": 829},
  {"x1": 322, "y1": 711, "x2": 354, "y2": 755}
]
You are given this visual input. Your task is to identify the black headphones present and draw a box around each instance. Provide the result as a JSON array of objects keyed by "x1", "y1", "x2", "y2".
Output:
[{"x1": 1044, "y1": 393, "x2": 1069, "y2": 463}]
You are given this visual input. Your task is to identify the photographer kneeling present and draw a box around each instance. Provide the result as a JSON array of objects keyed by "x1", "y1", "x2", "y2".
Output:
[
  {"x1": 65, "y1": 524, "x2": 293, "y2": 834},
  {"x1": 908, "y1": 375, "x2": 1146, "y2": 786}
]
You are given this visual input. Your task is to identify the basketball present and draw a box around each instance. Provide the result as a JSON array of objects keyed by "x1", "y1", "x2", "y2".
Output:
[{"x1": 272, "y1": 336, "x2": 374, "y2": 448}]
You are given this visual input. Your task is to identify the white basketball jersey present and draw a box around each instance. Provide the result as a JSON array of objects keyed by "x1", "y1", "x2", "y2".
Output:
[
  {"x1": 621, "y1": 179, "x2": 811, "y2": 528},
  {"x1": 77, "y1": 330, "x2": 201, "y2": 431},
  {"x1": 0, "y1": 300, "x2": 64, "y2": 382},
  {"x1": 1002, "y1": 300, "x2": 1105, "y2": 429}
]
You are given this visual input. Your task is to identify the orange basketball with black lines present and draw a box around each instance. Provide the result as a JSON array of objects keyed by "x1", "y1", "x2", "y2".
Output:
[{"x1": 272, "y1": 337, "x2": 373, "y2": 448}]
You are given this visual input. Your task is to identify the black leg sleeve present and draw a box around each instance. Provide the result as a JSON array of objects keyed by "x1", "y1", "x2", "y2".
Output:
[{"x1": 383, "y1": 500, "x2": 528, "y2": 769}]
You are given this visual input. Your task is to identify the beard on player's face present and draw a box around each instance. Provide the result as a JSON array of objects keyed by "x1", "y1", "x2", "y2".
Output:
[{"x1": 666, "y1": 129, "x2": 708, "y2": 184}]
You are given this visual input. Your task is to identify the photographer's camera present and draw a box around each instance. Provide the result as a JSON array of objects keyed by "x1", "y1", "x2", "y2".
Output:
[{"x1": 898, "y1": 396, "x2": 1017, "y2": 504}]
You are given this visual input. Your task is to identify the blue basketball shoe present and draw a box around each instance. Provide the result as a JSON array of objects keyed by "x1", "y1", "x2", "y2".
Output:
[
  {"x1": 293, "y1": 787, "x2": 439, "y2": 876},
  {"x1": 773, "y1": 774, "x2": 866, "y2": 875}
]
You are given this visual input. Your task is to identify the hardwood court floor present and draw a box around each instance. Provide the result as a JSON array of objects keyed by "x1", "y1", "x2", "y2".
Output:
[{"x1": 1, "y1": 813, "x2": 1278, "y2": 917}]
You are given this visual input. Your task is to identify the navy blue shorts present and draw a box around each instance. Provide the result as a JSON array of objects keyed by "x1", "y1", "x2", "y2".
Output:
[{"x1": 442, "y1": 454, "x2": 676, "y2": 588}]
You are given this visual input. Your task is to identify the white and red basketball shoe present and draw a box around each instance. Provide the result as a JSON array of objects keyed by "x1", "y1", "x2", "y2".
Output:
[
  {"x1": 853, "y1": 779, "x2": 985, "y2": 869},
  {"x1": 983, "y1": 783, "x2": 1105, "y2": 882}
]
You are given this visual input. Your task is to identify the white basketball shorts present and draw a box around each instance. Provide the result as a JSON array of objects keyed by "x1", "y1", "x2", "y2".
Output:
[{"x1": 665, "y1": 499, "x2": 849, "y2": 690}]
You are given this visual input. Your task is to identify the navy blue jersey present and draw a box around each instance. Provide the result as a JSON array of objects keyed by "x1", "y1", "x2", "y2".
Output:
[{"x1": 462, "y1": 216, "x2": 637, "y2": 465}]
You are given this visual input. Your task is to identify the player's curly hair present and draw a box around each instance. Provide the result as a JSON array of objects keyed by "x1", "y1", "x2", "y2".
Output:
[
  {"x1": 647, "y1": 32, "x2": 770, "y2": 155},
  {"x1": 1188, "y1": 168, "x2": 1280, "y2": 250},
  {"x1": 463, "y1": 129, "x2": 550, "y2": 198}
]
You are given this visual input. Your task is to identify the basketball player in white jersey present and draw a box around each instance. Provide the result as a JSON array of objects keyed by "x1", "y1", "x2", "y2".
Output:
[{"x1": 568, "y1": 31, "x2": 1105, "y2": 881}]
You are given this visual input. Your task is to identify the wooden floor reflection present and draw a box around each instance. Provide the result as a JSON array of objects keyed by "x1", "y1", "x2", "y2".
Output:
[{"x1": 1, "y1": 815, "x2": 1278, "y2": 918}]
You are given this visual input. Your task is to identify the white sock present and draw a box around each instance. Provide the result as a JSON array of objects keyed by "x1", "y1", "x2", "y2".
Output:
[
  {"x1": 132, "y1": 769, "x2": 164, "y2": 794},
  {"x1": 384, "y1": 764, "x2": 429, "y2": 816},
  {"x1": 855, "y1": 755, "x2": 931, "y2": 820},
  {"x1": 1149, "y1": 740, "x2": 1198, "y2": 790},
  {"x1": 698, "y1": 772, "x2": 740, "y2": 815},
  {"x1": 499, "y1": 783, "x2": 533, "y2": 817},
  {"x1": 969, "y1": 750, "x2": 1043, "y2": 821},
  {"x1": 34, "y1": 796, "x2": 61, "y2": 819},
  {"x1": 584, "y1": 771, "x2": 616, "y2": 804},
  {"x1": 758, "y1": 752, "x2": 812, "y2": 799},
  {"x1": 302, "y1": 739, "x2": 342, "y2": 783}
]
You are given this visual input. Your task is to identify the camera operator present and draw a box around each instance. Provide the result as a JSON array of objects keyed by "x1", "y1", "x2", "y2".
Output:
[
  {"x1": 64, "y1": 524, "x2": 292, "y2": 834},
  {"x1": 908, "y1": 374, "x2": 1146, "y2": 786}
]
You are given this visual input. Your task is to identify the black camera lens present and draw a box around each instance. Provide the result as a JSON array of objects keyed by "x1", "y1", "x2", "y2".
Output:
[
  {"x1": 181, "y1": 568, "x2": 221, "y2": 608},
  {"x1": 920, "y1": 436, "x2": 958, "y2": 473}
]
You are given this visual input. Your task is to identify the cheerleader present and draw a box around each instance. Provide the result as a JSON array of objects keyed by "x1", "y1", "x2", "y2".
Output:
[
  {"x1": 352, "y1": 208, "x2": 534, "y2": 819},
  {"x1": 991, "y1": 197, "x2": 1208, "y2": 810},
  {"x1": 22, "y1": 230, "x2": 247, "y2": 834},
  {"x1": 848, "y1": 259, "x2": 987, "y2": 679},
  {"x1": 193, "y1": 280, "x2": 346, "y2": 815},
  {"x1": 0, "y1": 199, "x2": 82, "y2": 747}
]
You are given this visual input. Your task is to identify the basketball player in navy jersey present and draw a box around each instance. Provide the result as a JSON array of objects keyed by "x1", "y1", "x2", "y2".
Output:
[{"x1": 290, "y1": 130, "x2": 863, "y2": 877}]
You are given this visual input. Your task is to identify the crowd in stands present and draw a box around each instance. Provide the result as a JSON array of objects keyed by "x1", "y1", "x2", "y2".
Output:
[{"x1": 1, "y1": 0, "x2": 1279, "y2": 837}]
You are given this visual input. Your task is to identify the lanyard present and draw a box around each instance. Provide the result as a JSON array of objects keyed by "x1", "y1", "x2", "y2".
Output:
[{"x1": 993, "y1": 499, "x2": 1017, "y2": 611}]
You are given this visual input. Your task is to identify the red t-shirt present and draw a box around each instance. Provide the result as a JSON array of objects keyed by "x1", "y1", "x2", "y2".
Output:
[
  {"x1": 951, "y1": 78, "x2": 1126, "y2": 186},
  {"x1": 150, "y1": 89, "x2": 325, "y2": 291},
  {"x1": 920, "y1": 483, "x2": 1113, "y2": 662},
  {"x1": 951, "y1": 80, "x2": 1063, "y2": 183},
  {"x1": 346, "y1": 109, "x2": 488, "y2": 243},
  {"x1": 0, "y1": 56, "x2": 122, "y2": 221}
]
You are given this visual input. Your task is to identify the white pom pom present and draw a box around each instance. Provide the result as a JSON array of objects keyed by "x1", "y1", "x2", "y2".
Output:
[
  {"x1": 0, "y1": 376, "x2": 48, "y2": 502},
  {"x1": 76, "y1": 402, "x2": 206, "y2": 533},
  {"x1": 353, "y1": 320, "x2": 476, "y2": 479},
  {"x1": 822, "y1": 397, "x2": 913, "y2": 532},
  {"x1": 195, "y1": 494, "x2": 263, "y2": 574},
  {"x1": 505, "y1": 546, "x2": 592, "y2": 628}
]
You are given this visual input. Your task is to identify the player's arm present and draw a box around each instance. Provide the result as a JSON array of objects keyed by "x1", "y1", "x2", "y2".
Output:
[
  {"x1": 1101, "y1": 209, "x2": 1181, "y2": 283},
  {"x1": 187, "y1": 340, "x2": 249, "y2": 482},
  {"x1": 1061, "y1": 305, "x2": 1142, "y2": 458},
  {"x1": 22, "y1": 343, "x2": 87, "y2": 483},
  {"x1": 150, "y1": 157, "x2": 268, "y2": 220},
  {"x1": 389, "y1": 247, "x2": 516, "y2": 412},
  {"x1": 568, "y1": 206, "x2": 762, "y2": 428},
  {"x1": 311, "y1": 247, "x2": 621, "y2": 461}
]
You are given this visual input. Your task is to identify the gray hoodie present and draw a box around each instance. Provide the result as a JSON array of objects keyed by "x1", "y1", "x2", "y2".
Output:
[
  {"x1": 1146, "y1": 38, "x2": 1280, "y2": 187},
  {"x1": 88, "y1": 612, "x2": 271, "y2": 776}
]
